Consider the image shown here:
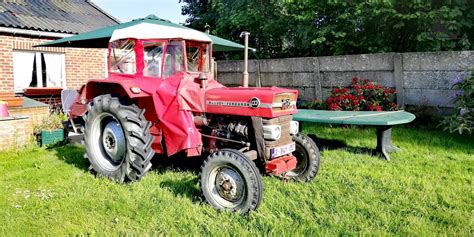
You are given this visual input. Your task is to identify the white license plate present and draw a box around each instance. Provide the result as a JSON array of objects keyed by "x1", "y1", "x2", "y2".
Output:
[{"x1": 270, "y1": 142, "x2": 296, "y2": 158}]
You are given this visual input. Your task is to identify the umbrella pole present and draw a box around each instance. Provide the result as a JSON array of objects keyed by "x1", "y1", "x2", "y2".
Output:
[{"x1": 240, "y1": 31, "x2": 250, "y2": 87}]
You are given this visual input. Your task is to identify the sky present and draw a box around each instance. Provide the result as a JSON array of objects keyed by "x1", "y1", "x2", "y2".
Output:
[{"x1": 92, "y1": 0, "x2": 188, "y2": 24}]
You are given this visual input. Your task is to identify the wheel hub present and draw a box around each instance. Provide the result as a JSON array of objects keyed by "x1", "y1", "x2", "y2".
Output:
[
  {"x1": 215, "y1": 168, "x2": 244, "y2": 202},
  {"x1": 102, "y1": 121, "x2": 126, "y2": 162}
]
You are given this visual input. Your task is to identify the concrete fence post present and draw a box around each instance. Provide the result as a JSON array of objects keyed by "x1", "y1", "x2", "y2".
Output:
[
  {"x1": 313, "y1": 57, "x2": 322, "y2": 101},
  {"x1": 256, "y1": 60, "x2": 262, "y2": 87},
  {"x1": 393, "y1": 53, "x2": 405, "y2": 108}
]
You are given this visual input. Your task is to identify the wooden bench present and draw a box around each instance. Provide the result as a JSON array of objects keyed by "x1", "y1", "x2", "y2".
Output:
[{"x1": 293, "y1": 109, "x2": 416, "y2": 160}]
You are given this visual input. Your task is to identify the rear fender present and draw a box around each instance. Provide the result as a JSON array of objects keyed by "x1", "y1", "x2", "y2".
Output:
[
  {"x1": 81, "y1": 80, "x2": 163, "y2": 153},
  {"x1": 80, "y1": 80, "x2": 158, "y2": 122},
  {"x1": 84, "y1": 80, "x2": 149, "y2": 100}
]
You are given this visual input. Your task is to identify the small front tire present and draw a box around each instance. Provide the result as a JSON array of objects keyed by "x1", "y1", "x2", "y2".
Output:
[
  {"x1": 200, "y1": 149, "x2": 263, "y2": 213},
  {"x1": 287, "y1": 133, "x2": 320, "y2": 182}
]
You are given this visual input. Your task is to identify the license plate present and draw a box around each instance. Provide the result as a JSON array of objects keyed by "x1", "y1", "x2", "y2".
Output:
[{"x1": 270, "y1": 142, "x2": 295, "y2": 158}]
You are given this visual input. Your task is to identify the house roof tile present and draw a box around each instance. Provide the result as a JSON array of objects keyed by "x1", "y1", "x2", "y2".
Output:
[{"x1": 0, "y1": 0, "x2": 119, "y2": 34}]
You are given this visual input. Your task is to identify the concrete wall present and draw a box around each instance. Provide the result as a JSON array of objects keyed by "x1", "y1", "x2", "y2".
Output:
[{"x1": 216, "y1": 51, "x2": 473, "y2": 108}]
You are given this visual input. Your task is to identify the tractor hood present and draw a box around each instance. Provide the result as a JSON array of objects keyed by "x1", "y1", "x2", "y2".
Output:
[{"x1": 205, "y1": 87, "x2": 298, "y2": 118}]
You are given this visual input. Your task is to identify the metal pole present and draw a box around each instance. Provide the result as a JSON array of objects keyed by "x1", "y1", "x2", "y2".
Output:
[{"x1": 240, "y1": 31, "x2": 250, "y2": 87}]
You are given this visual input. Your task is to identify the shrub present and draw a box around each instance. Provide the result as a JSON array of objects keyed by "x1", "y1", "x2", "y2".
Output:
[
  {"x1": 324, "y1": 77, "x2": 399, "y2": 111},
  {"x1": 438, "y1": 73, "x2": 473, "y2": 134},
  {"x1": 34, "y1": 112, "x2": 68, "y2": 134}
]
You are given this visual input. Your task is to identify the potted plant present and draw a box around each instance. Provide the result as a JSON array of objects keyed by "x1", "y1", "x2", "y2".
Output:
[{"x1": 34, "y1": 113, "x2": 68, "y2": 146}]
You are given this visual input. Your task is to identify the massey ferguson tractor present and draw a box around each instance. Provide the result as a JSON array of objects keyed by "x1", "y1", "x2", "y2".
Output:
[{"x1": 66, "y1": 25, "x2": 320, "y2": 213}]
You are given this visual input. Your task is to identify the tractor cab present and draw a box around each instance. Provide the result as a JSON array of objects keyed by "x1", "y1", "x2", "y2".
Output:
[{"x1": 107, "y1": 37, "x2": 212, "y2": 82}]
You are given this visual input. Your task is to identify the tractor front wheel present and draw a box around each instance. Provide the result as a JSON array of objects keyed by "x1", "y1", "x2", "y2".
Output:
[
  {"x1": 83, "y1": 94, "x2": 154, "y2": 182},
  {"x1": 200, "y1": 149, "x2": 263, "y2": 213},
  {"x1": 287, "y1": 133, "x2": 320, "y2": 182}
]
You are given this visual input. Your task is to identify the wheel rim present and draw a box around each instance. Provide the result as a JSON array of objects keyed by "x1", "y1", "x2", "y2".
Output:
[
  {"x1": 102, "y1": 121, "x2": 126, "y2": 161},
  {"x1": 288, "y1": 143, "x2": 308, "y2": 177},
  {"x1": 208, "y1": 165, "x2": 246, "y2": 208},
  {"x1": 89, "y1": 112, "x2": 126, "y2": 171}
]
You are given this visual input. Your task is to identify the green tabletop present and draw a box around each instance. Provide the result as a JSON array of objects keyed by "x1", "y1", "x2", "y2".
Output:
[{"x1": 294, "y1": 109, "x2": 416, "y2": 126}]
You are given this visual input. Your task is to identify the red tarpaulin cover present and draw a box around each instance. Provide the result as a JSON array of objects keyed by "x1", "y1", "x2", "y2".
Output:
[{"x1": 153, "y1": 73, "x2": 223, "y2": 156}]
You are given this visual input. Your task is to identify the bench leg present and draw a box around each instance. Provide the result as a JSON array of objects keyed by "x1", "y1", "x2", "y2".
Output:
[{"x1": 375, "y1": 126, "x2": 400, "y2": 161}]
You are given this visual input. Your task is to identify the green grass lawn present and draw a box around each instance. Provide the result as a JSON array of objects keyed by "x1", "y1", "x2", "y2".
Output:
[{"x1": 0, "y1": 125, "x2": 472, "y2": 235}]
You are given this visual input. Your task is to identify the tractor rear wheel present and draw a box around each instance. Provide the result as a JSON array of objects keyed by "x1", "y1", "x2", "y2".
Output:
[
  {"x1": 200, "y1": 149, "x2": 263, "y2": 213},
  {"x1": 83, "y1": 94, "x2": 154, "y2": 182},
  {"x1": 287, "y1": 133, "x2": 320, "y2": 182}
]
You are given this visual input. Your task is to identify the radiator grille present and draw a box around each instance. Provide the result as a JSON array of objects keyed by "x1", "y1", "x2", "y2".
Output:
[{"x1": 263, "y1": 115, "x2": 293, "y2": 158}]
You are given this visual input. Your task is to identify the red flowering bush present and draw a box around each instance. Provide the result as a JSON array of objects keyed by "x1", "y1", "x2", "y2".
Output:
[{"x1": 325, "y1": 77, "x2": 399, "y2": 111}]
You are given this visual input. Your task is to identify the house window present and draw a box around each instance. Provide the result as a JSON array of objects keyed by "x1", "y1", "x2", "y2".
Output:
[{"x1": 13, "y1": 51, "x2": 66, "y2": 93}]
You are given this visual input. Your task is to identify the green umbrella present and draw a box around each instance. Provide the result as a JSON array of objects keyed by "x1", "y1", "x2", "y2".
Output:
[{"x1": 38, "y1": 15, "x2": 250, "y2": 52}]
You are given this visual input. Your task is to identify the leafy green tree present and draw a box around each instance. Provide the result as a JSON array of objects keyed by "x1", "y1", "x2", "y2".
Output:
[
  {"x1": 181, "y1": 0, "x2": 290, "y2": 58},
  {"x1": 181, "y1": 0, "x2": 473, "y2": 58}
]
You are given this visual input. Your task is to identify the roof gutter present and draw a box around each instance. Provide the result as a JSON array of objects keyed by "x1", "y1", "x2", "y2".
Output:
[{"x1": 0, "y1": 26, "x2": 74, "y2": 38}]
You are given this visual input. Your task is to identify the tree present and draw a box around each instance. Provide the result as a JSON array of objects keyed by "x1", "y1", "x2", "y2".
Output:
[{"x1": 181, "y1": 0, "x2": 473, "y2": 59}]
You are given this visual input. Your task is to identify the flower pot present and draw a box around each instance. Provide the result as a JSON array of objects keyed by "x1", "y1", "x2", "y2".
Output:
[
  {"x1": 0, "y1": 101, "x2": 9, "y2": 117},
  {"x1": 41, "y1": 129, "x2": 64, "y2": 146}
]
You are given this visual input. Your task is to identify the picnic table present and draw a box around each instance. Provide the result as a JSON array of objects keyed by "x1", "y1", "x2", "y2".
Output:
[{"x1": 293, "y1": 109, "x2": 416, "y2": 160}]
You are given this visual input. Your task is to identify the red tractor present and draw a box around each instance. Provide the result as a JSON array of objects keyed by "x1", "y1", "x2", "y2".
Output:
[{"x1": 67, "y1": 26, "x2": 320, "y2": 213}]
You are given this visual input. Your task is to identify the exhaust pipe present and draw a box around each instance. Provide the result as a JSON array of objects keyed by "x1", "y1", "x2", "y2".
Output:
[{"x1": 240, "y1": 31, "x2": 250, "y2": 87}]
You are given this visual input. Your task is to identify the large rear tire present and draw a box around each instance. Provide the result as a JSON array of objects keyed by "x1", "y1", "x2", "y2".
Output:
[
  {"x1": 83, "y1": 94, "x2": 154, "y2": 182},
  {"x1": 287, "y1": 133, "x2": 320, "y2": 182},
  {"x1": 200, "y1": 149, "x2": 263, "y2": 213}
]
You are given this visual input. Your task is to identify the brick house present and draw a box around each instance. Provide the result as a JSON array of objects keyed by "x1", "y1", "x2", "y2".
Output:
[
  {"x1": 0, "y1": 0, "x2": 118, "y2": 103},
  {"x1": 0, "y1": 0, "x2": 118, "y2": 150}
]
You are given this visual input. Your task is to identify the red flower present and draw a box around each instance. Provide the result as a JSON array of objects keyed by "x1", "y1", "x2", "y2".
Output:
[
  {"x1": 352, "y1": 77, "x2": 358, "y2": 84},
  {"x1": 328, "y1": 103, "x2": 341, "y2": 111},
  {"x1": 326, "y1": 77, "x2": 398, "y2": 112}
]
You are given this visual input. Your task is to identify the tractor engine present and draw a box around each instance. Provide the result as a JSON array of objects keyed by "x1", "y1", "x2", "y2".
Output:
[{"x1": 200, "y1": 114, "x2": 299, "y2": 160}]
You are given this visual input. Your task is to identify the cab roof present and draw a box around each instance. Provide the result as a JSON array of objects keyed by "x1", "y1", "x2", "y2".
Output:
[{"x1": 109, "y1": 23, "x2": 212, "y2": 43}]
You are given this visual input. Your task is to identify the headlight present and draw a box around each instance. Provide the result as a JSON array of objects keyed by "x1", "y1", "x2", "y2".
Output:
[
  {"x1": 290, "y1": 121, "x2": 299, "y2": 135},
  {"x1": 263, "y1": 124, "x2": 281, "y2": 140}
]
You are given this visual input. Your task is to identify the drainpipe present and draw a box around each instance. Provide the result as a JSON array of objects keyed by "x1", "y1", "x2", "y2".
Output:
[{"x1": 240, "y1": 31, "x2": 250, "y2": 87}]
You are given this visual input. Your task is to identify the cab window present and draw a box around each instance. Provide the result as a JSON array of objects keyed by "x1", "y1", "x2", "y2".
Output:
[
  {"x1": 110, "y1": 39, "x2": 136, "y2": 74},
  {"x1": 186, "y1": 42, "x2": 209, "y2": 72},
  {"x1": 163, "y1": 40, "x2": 185, "y2": 78},
  {"x1": 143, "y1": 41, "x2": 164, "y2": 77}
]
